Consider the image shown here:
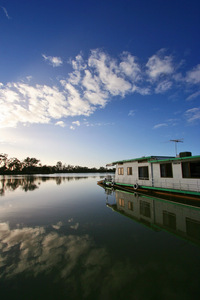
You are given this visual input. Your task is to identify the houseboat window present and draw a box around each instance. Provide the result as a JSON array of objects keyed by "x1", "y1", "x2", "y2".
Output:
[
  {"x1": 119, "y1": 198, "x2": 125, "y2": 207},
  {"x1": 182, "y1": 161, "x2": 200, "y2": 178},
  {"x1": 163, "y1": 211, "x2": 176, "y2": 230},
  {"x1": 127, "y1": 167, "x2": 132, "y2": 175},
  {"x1": 140, "y1": 200, "x2": 151, "y2": 218},
  {"x1": 118, "y1": 167, "x2": 124, "y2": 175},
  {"x1": 160, "y1": 163, "x2": 173, "y2": 178},
  {"x1": 186, "y1": 217, "x2": 200, "y2": 240},
  {"x1": 128, "y1": 201, "x2": 133, "y2": 211},
  {"x1": 138, "y1": 166, "x2": 149, "y2": 180}
]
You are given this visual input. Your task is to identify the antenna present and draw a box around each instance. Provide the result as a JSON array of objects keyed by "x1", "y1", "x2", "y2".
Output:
[{"x1": 170, "y1": 139, "x2": 184, "y2": 156}]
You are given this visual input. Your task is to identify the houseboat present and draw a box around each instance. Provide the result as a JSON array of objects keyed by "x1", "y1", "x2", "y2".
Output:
[{"x1": 98, "y1": 152, "x2": 200, "y2": 200}]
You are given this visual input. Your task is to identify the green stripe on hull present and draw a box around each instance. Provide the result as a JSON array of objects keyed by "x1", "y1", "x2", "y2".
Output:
[{"x1": 114, "y1": 182, "x2": 200, "y2": 196}]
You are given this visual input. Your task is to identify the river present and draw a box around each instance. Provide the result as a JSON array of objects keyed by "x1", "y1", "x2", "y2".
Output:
[{"x1": 0, "y1": 174, "x2": 200, "y2": 299}]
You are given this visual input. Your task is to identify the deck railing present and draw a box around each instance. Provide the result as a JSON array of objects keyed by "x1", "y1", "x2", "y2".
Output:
[
  {"x1": 141, "y1": 178, "x2": 200, "y2": 193},
  {"x1": 105, "y1": 175, "x2": 115, "y2": 182}
]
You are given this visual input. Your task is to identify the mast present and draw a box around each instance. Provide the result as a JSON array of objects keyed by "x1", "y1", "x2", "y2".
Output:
[{"x1": 170, "y1": 139, "x2": 183, "y2": 156}]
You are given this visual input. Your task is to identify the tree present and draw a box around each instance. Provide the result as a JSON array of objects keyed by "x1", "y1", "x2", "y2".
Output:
[
  {"x1": 23, "y1": 157, "x2": 40, "y2": 168},
  {"x1": 7, "y1": 158, "x2": 22, "y2": 172},
  {"x1": 66, "y1": 164, "x2": 74, "y2": 172},
  {"x1": 56, "y1": 161, "x2": 63, "y2": 171},
  {"x1": 0, "y1": 153, "x2": 8, "y2": 169}
]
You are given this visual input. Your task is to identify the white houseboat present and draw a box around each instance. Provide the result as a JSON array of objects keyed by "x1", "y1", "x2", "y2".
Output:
[{"x1": 100, "y1": 152, "x2": 200, "y2": 199}]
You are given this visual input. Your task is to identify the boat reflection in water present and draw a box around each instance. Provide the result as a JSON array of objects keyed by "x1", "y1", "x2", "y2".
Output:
[{"x1": 106, "y1": 188, "x2": 200, "y2": 246}]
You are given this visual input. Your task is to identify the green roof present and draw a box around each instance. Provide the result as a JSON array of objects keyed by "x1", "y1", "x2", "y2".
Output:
[
  {"x1": 112, "y1": 156, "x2": 153, "y2": 164},
  {"x1": 107, "y1": 155, "x2": 200, "y2": 166},
  {"x1": 107, "y1": 155, "x2": 174, "y2": 166},
  {"x1": 150, "y1": 155, "x2": 200, "y2": 163}
]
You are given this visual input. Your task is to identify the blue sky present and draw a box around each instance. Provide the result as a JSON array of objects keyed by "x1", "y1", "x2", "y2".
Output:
[{"x1": 0, "y1": 0, "x2": 200, "y2": 167}]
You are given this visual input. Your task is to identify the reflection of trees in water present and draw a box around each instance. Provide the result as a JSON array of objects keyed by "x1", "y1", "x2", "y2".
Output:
[
  {"x1": 0, "y1": 177, "x2": 39, "y2": 195},
  {"x1": 0, "y1": 175, "x2": 92, "y2": 196}
]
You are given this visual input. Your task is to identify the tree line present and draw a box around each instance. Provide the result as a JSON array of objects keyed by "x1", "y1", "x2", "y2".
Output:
[{"x1": 0, "y1": 154, "x2": 115, "y2": 174}]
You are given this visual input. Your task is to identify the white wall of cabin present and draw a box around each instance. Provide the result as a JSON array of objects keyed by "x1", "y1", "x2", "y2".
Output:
[
  {"x1": 115, "y1": 161, "x2": 152, "y2": 186},
  {"x1": 115, "y1": 161, "x2": 200, "y2": 192}
]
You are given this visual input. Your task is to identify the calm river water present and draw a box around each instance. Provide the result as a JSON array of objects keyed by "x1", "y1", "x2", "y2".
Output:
[{"x1": 0, "y1": 174, "x2": 200, "y2": 300}]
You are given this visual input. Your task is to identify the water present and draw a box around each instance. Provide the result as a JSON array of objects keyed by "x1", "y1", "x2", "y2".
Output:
[{"x1": 0, "y1": 174, "x2": 200, "y2": 300}]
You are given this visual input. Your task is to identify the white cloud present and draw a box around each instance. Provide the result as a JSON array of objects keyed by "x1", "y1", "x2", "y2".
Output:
[
  {"x1": 1, "y1": 49, "x2": 200, "y2": 129},
  {"x1": 135, "y1": 86, "x2": 151, "y2": 95},
  {"x1": 68, "y1": 70, "x2": 81, "y2": 85},
  {"x1": 186, "y1": 90, "x2": 200, "y2": 101},
  {"x1": 0, "y1": 138, "x2": 16, "y2": 145},
  {"x1": 64, "y1": 83, "x2": 92, "y2": 116},
  {"x1": 119, "y1": 52, "x2": 141, "y2": 81},
  {"x1": 1, "y1": 6, "x2": 11, "y2": 19},
  {"x1": 42, "y1": 54, "x2": 63, "y2": 67},
  {"x1": 72, "y1": 121, "x2": 80, "y2": 126},
  {"x1": 71, "y1": 54, "x2": 86, "y2": 71},
  {"x1": 153, "y1": 123, "x2": 168, "y2": 129},
  {"x1": 55, "y1": 121, "x2": 66, "y2": 127},
  {"x1": 26, "y1": 76, "x2": 33, "y2": 82},
  {"x1": 185, "y1": 64, "x2": 200, "y2": 84},
  {"x1": 0, "y1": 81, "x2": 95, "y2": 128},
  {"x1": 128, "y1": 110, "x2": 136, "y2": 117},
  {"x1": 69, "y1": 120, "x2": 80, "y2": 130},
  {"x1": 153, "y1": 118, "x2": 179, "y2": 129},
  {"x1": 88, "y1": 49, "x2": 132, "y2": 96},
  {"x1": 185, "y1": 107, "x2": 200, "y2": 123},
  {"x1": 166, "y1": 118, "x2": 179, "y2": 127},
  {"x1": 146, "y1": 50, "x2": 174, "y2": 80},
  {"x1": 155, "y1": 80, "x2": 172, "y2": 93},
  {"x1": 83, "y1": 120, "x2": 114, "y2": 127},
  {"x1": 82, "y1": 70, "x2": 108, "y2": 107}
]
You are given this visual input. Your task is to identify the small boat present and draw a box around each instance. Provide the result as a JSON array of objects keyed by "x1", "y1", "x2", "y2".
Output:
[{"x1": 98, "y1": 152, "x2": 200, "y2": 202}]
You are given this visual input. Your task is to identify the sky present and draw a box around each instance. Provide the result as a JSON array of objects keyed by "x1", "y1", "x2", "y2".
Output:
[{"x1": 0, "y1": 0, "x2": 200, "y2": 168}]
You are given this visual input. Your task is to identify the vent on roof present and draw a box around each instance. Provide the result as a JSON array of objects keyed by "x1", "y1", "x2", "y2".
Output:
[{"x1": 179, "y1": 152, "x2": 192, "y2": 158}]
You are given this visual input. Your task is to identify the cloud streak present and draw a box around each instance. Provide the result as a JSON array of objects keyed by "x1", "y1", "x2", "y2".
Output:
[
  {"x1": 1, "y1": 6, "x2": 11, "y2": 19},
  {"x1": 185, "y1": 107, "x2": 200, "y2": 123},
  {"x1": 153, "y1": 123, "x2": 168, "y2": 129}
]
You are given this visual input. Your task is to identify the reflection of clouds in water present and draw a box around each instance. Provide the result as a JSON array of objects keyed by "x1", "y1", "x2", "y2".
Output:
[
  {"x1": 81, "y1": 248, "x2": 109, "y2": 298},
  {"x1": 52, "y1": 221, "x2": 63, "y2": 230},
  {"x1": 0, "y1": 222, "x2": 105, "y2": 282},
  {"x1": 70, "y1": 222, "x2": 79, "y2": 230},
  {"x1": 0, "y1": 222, "x2": 196, "y2": 298},
  {"x1": 68, "y1": 217, "x2": 79, "y2": 230}
]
